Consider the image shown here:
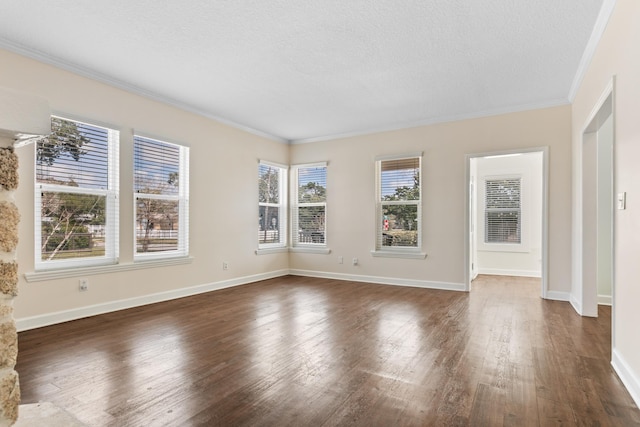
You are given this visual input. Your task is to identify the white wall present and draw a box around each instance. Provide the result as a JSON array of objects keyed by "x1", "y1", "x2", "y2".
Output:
[
  {"x1": 571, "y1": 0, "x2": 640, "y2": 406},
  {"x1": 289, "y1": 106, "x2": 572, "y2": 296},
  {"x1": 474, "y1": 152, "x2": 543, "y2": 278},
  {"x1": 0, "y1": 48, "x2": 290, "y2": 328}
]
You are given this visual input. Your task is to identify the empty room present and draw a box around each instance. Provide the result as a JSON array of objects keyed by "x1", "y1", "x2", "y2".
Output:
[{"x1": 0, "y1": 0, "x2": 639, "y2": 425}]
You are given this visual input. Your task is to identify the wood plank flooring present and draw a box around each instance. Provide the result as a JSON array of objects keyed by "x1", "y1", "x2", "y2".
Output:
[{"x1": 17, "y1": 275, "x2": 640, "y2": 426}]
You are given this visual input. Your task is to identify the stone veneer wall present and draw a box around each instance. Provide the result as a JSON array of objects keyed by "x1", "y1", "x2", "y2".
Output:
[{"x1": 0, "y1": 140, "x2": 19, "y2": 426}]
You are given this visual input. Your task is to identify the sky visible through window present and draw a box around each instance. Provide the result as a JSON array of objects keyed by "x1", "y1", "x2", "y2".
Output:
[
  {"x1": 381, "y1": 167, "x2": 418, "y2": 198},
  {"x1": 298, "y1": 166, "x2": 326, "y2": 187},
  {"x1": 37, "y1": 120, "x2": 109, "y2": 190},
  {"x1": 134, "y1": 136, "x2": 180, "y2": 195}
]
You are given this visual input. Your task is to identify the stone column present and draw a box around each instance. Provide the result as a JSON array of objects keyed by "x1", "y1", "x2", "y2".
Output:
[
  {"x1": 0, "y1": 87, "x2": 50, "y2": 427},
  {"x1": 0, "y1": 141, "x2": 20, "y2": 426}
]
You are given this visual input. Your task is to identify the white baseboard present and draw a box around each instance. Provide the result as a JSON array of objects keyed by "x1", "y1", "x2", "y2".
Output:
[
  {"x1": 477, "y1": 268, "x2": 541, "y2": 278},
  {"x1": 598, "y1": 294, "x2": 612, "y2": 306},
  {"x1": 289, "y1": 269, "x2": 466, "y2": 292},
  {"x1": 570, "y1": 293, "x2": 583, "y2": 315},
  {"x1": 16, "y1": 269, "x2": 289, "y2": 332},
  {"x1": 545, "y1": 291, "x2": 570, "y2": 302},
  {"x1": 612, "y1": 348, "x2": 640, "y2": 408}
]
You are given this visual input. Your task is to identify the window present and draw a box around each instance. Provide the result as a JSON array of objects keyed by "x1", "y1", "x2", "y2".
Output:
[
  {"x1": 292, "y1": 163, "x2": 327, "y2": 247},
  {"x1": 485, "y1": 177, "x2": 521, "y2": 244},
  {"x1": 134, "y1": 135, "x2": 189, "y2": 259},
  {"x1": 258, "y1": 161, "x2": 287, "y2": 249},
  {"x1": 374, "y1": 153, "x2": 424, "y2": 256},
  {"x1": 35, "y1": 116, "x2": 119, "y2": 270}
]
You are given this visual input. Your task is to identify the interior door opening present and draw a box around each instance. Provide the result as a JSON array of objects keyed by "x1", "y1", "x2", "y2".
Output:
[
  {"x1": 580, "y1": 91, "x2": 614, "y2": 318},
  {"x1": 466, "y1": 148, "x2": 548, "y2": 297}
]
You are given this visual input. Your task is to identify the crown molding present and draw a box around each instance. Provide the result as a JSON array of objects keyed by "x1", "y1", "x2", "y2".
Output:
[
  {"x1": 290, "y1": 98, "x2": 570, "y2": 144},
  {"x1": 0, "y1": 39, "x2": 289, "y2": 144},
  {"x1": 568, "y1": 0, "x2": 617, "y2": 102}
]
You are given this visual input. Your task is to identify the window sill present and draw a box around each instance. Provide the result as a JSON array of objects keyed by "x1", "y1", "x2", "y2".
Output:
[
  {"x1": 370, "y1": 250, "x2": 427, "y2": 260},
  {"x1": 25, "y1": 256, "x2": 195, "y2": 282},
  {"x1": 255, "y1": 247, "x2": 289, "y2": 255},
  {"x1": 290, "y1": 247, "x2": 331, "y2": 254}
]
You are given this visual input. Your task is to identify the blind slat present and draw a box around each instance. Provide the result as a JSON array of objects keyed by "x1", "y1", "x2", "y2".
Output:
[{"x1": 485, "y1": 178, "x2": 521, "y2": 243}]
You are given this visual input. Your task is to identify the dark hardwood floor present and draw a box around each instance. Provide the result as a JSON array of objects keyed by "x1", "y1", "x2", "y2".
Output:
[{"x1": 17, "y1": 275, "x2": 640, "y2": 426}]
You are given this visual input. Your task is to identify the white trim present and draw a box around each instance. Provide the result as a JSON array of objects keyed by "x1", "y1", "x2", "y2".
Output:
[
  {"x1": 17, "y1": 269, "x2": 288, "y2": 331},
  {"x1": 259, "y1": 159, "x2": 289, "y2": 170},
  {"x1": 290, "y1": 99, "x2": 570, "y2": 144},
  {"x1": 24, "y1": 256, "x2": 194, "y2": 282},
  {"x1": 370, "y1": 250, "x2": 427, "y2": 259},
  {"x1": 289, "y1": 247, "x2": 331, "y2": 254},
  {"x1": 546, "y1": 291, "x2": 571, "y2": 302},
  {"x1": 255, "y1": 247, "x2": 288, "y2": 255},
  {"x1": 289, "y1": 269, "x2": 465, "y2": 292},
  {"x1": 0, "y1": 39, "x2": 288, "y2": 144},
  {"x1": 573, "y1": 78, "x2": 615, "y2": 318},
  {"x1": 477, "y1": 268, "x2": 541, "y2": 278},
  {"x1": 597, "y1": 294, "x2": 612, "y2": 306},
  {"x1": 611, "y1": 348, "x2": 640, "y2": 409},
  {"x1": 375, "y1": 152, "x2": 423, "y2": 162},
  {"x1": 568, "y1": 0, "x2": 618, "y2": 102},
  {"x1": 291, "y1": 161, "x2": 328, "y2": 168},
  {"x1": 570, "y1": 293, "x2": 583, "y2": 315}
]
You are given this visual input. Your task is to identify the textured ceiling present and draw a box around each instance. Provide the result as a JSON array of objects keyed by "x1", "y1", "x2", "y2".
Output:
[{"x1": 0, "y1": 0, "x2": 609, "y2": 143}]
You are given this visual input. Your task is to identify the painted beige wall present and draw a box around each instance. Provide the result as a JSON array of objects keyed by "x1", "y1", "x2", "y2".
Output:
[
  {"x1": 290, "y1": 105, "x2": 572, "y2": 292},
  {"x1": 1, "y1": 47, "x2": 572, "y2": 326},
  {"x1": 0, "y1": 49, "x2": 289, "y2": 321},
  {"x1": 571, "y1": 0, "x2": 640, "y2": 399}
]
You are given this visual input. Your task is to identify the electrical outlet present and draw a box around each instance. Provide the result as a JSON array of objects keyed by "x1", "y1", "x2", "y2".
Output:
[
  {"x1": 338, "y1": 256, "x2": 343, "y2": 264},
  {"x1": 223, "y1": 261, "x2": 229, "y2": 270},
  {"x1": 352, "y1": 257, "x2": 358, "y2": 266},
  {"x1": 79, "y1": 279, "x2": 88, "y2": 292}
]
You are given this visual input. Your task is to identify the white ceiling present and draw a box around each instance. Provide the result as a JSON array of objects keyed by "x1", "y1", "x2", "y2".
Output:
[{"x1": 0, "y1": 0, "x2": 610, "y2": 143}]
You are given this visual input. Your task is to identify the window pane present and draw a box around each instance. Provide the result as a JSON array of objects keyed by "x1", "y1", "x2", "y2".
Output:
[
  {"x1": 485, "y1": 178, "x2": 521, "y2": 243},
  {"x1": 486, "y1": 211, "x2": 521, "y2": 243},
  {"x1": 37, "y1": 117, "x2": 109, "y2": 189},
  {"x1": 380, "y1": 158, "x2": 419, "y2": 201},
  {"x1": 258, "y1": 205, "x2": 280, "y2": 243},
  {"x1": 381, "y1": 204, "x2": 418, "y2": 247},
  {"x1": 298, "y1": 167, "x2": 326, "y2": 203},
  {"x1": 485, "y1": 179, "x2": 520, "y2": 209},
  {"x1": 40, "y1": 191, "x2": 106, "y2": 260},
  {"x1": 259, "y1": 164, "x2": 279, "y2": 204},
  {"x1": 297, "y1": 206, "x2": 325, "y2": 243},
  {"x1": 134, "y1": 136, "x2": 180, "y2": 195},
  {"x1": 136, "y1": 198, "x2": 179, "y2": 253}
]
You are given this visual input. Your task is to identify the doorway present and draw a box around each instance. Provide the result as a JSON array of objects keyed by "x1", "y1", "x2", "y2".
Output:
[
  {"x1": 465, "y1": 148, "x2": 549, "y2": 297},
  {"x1": 577, "y1": 86, "x2": 614, "y2": 318}
]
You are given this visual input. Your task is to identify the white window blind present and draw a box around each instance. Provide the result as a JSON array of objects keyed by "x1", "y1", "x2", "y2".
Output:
[
  {"x1": 376, "y1": 155, "x2": 421, "y2": 250},
  {"x1": 35, "y1": 116, "x2": 119, "y2": 270},
  {"x1": 134, "y1": 135, "x2": 189, "y2": 259},
  {"x1": 258, "y1": 161, "x2": 287, "y2": 248},
  {"x1": 485, "y1": 178, "x2": 521, "y2": 243},
  {"x1": 292, "y1": 164, "x2": 327, "y2": 246}
]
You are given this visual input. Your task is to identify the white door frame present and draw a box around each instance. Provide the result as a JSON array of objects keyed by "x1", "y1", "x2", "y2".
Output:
[
  {"x1": 573, "y1": 77, "x2": 615, "y2": 319},
  {"x1": 464, "y1": 147, "x2": 549, "y2": 297}
]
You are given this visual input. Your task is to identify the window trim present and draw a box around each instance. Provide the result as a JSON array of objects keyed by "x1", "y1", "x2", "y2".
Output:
[
  {"x1": 371, "y1": 152, "x2": 426, "y2": 259},
  {"x1": 291, "y1": 162, "x2": 328, "y2": 251},
  {"x1": 132, "y1": 134, "x2": 190, "y2": 262},
  {"x1": 34, "y1": 116, "x2": 120, "y2": 271},
  {"x1": 257, "y1": 160, "x2": 288, "y2": 251}
]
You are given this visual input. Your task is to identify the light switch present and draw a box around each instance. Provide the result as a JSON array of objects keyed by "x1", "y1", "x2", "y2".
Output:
[{"x1": 617, "y1": 192, "x2": 626, "y2": 210}]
